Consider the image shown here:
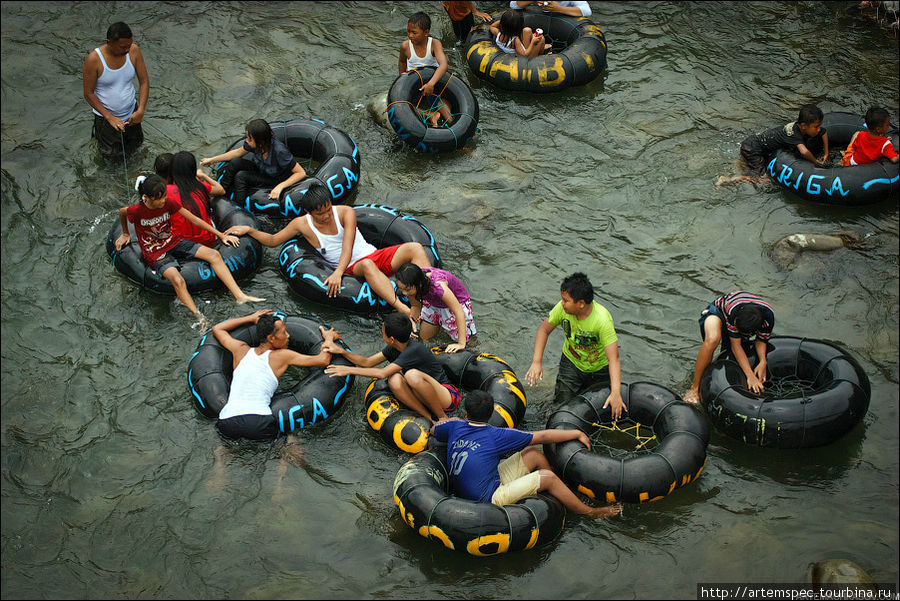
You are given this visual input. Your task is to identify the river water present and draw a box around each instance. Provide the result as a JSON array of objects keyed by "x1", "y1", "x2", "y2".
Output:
[{"x1": 1, "y1": 1, "x2": 898, "y2": 598}]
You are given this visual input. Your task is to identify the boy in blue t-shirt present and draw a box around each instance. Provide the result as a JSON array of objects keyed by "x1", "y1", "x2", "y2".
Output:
[{"x1": 432, "y1": 390, "x2": 622, "y2": 518}]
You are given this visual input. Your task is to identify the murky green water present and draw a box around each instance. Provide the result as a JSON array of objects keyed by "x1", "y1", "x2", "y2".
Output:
[{"x1": 2, "y1": 1, "x2": 898, "y2": 598}]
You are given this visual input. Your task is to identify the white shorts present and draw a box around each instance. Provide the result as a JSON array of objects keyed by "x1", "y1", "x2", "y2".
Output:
[
  {"x1": 421, "y1": 299, "x2": 477, "y2": 342},
  {"x1": 490, "y1": 451, "x2": 541, "y2": 506}
]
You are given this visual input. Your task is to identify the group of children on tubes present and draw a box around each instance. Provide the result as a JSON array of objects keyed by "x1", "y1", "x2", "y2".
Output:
[
  {"x1": 401, "y1": 2, "x2": 592, "y2": 128},
  {"x1": 113, "y1": 8, "x2": 897, "y2": 520}
]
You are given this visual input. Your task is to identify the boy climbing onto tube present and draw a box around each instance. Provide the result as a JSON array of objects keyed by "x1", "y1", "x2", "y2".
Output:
[
  {"x1": 114, "y1": 174, "x2": 264, "y2": 328},
  {"x1": 224, "y1": 184, "x2": 431, "y2": 316},
  {"x1": 322, "y1": 312, "x2": 460, "y2": 425},
  {"x1": 717, "y1": 104, "x2": 829, "y2": 186},
  {"x1": 525, "y1": 272, "x2": 626, "y2": 419},
  {"x1": 683, "y1": 291, "x2": 775, "y2": 405},
  {"x1": 399, "y1": 11, "x2": 453, "y2": 128}
]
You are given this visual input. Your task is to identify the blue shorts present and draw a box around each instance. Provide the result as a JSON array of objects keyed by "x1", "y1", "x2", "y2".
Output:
[{"x1": 154, "y1": 239, "x2": 200, "y2": 274}]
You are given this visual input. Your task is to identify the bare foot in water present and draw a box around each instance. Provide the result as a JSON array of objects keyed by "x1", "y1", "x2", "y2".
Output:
[
  {"x1": 192, "y1": 314, "x2": 211, "y2": 333},
  {"x1": 683, "y1": 389, "x2": 700, "y2": 405},
  {"x1": 236, "y1": 294, "x2": 266, "y2": 304}
]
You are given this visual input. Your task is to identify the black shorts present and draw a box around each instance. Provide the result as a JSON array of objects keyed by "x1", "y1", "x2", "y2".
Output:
[
  {"x1": 153, "y1": 239, "x2": 200, "y2": 274},
  {"x1": 92, "y1": 113, "x2": 143, "y2": 160},
  {"x1": 216, "y1": 413, "x2": 278, "y2": 440},
  {"x1": 739, "y1": 142, "x2": 767, "y2": 174}
]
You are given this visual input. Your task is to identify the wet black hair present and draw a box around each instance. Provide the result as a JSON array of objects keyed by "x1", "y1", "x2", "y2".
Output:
[
  {"x1": 465, "y1": 390, "x2": 494, "y2": 422},
  {"x1": 172, "y1": 151, "x2": 208, "y2": 218},
  {"x1": 383, "y1": 312, "x2": 412, "y2": 343},
  {"x1": 154, "y1": 153, "x2": 174, "y2": 183},
  {"x1": 246, "y1": 118, "x2": 273, "y2": 156},
  {"x1": 408, "y1": 12, "x2": 431, "y2": 31},
  {"x1": 798, "y1": 104, "x2": 823, "y2": 125},
  {"x1": 257, "y1": 315, "x2": 280, "y2": 341},
  {"x1": 498, "y1": 9, "x2": 524, "y2": 40},
  {"x1": 395, "y1": 263, "x2": 429, "y2": 301},
  {"x1": 560, "y1": 272, "x2": 594, "y2": 304},
  {"x1": 733, "y1": 304, "x2": 763, "y2": 335},
  {"x1": 865, "y1": 107, "x2": 890, "y2": 130},
  {"x1": 299, "y1": 183, "x2": 332, "y2": 213},
  {"x1": 107, "y1": 22, "x2": 133, "y2": 41},
  {"x1": 138, "y1": 174, "x2": 167, "y2": 200}
]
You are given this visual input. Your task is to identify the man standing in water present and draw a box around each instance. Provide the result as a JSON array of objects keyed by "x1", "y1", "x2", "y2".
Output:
[{"x1": 82, "y1": 22, "x2": 149, "y2": 160}]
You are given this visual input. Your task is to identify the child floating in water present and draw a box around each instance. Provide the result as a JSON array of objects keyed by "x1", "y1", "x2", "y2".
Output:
[
  {"x1": 399, "y1": 11, "x2": 453, "y2": 128},
  {"x1": 716, "y1": 104, "x2": 829, "y2": 186},
  {"x1": 842, "y1": 106, "x2": 898, "y2": 166}
]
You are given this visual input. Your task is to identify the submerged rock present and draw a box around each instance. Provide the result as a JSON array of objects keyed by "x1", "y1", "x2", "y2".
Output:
[
  {"x1": 367, "y1": 91, "x2": 391, "y2": 131},
  {"x1": 808, "y1": 559, "x2": 876, "y2": 587},
  {"x1": 770, "y1": 231, "x2": 863, "y2": 270}
]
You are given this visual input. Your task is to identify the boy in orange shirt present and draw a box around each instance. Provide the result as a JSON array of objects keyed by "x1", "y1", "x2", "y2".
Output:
[{"x1": 842, "y1": 107, "x2": 899, "y2": 166}]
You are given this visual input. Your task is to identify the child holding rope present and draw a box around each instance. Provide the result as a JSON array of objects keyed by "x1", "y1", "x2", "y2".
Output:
[{"x1": 399, "y1": 12, "x2": 453, "y2": 127}]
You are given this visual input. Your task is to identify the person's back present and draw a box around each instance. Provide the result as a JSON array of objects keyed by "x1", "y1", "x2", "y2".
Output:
[
  {"x1": 169, "y1": 151, "x2": 218, "y2": 247},
  {"x1": 436, "y1": 418, "x2": 533, "y2": 502},
  {"x1": 219, "y1": 347, "x2": 279, "y2": 420}
]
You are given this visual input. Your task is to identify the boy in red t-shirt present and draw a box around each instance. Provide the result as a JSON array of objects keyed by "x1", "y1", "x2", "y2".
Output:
[
  {"x1": 842, "y1": 107, "x2": 899, "y2": 166},
  {"x1": 114, "y1": 174, "x2": 264, "y2": 326}
]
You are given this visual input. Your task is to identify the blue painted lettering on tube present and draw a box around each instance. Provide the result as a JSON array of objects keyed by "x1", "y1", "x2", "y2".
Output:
[
  {"x1": 862, "y1": 175, "x2": 899, "y2": 190},
  {"x1": 302, "y1": 273, "x2": 331, "y2": 290},
  {"x1": 283, "y1": 193, "x2": 304, "y2": 216},
  {"x1": 284, "y1": 258, "x2": 303, "y2": 279},
  {"x1": 806, "y1": 174, "x2": 823, "y2": 195},
  {"x1": 326, "y1": 174, "x2": 343, "y2": 198},
  {"x1": 792, "y1": 171, "x2": 804, "y2": 190},
  {"x1": 198, "y1": 262, "x2": 212, "y2": 280},
  {"x1": 766, "y1": 157, "x2": 777, "y2": 177},
  {"x1": 824, "y1": 177, "x2": 849, "y2": 197},
  {"x1": 288, "y1": 405, "x2": 306, "y2": 431},
  {"x1": 342, "y1": 167, "x2": 358, "y2": 186},
  {"x1": 311, "y1": 398, "x2": 328, "y2": 424},
  {"x1": 187, "y1": 368, "x2": 205, "y2": 408},
  {"x1": 777, "y1": 165, "x2": 792, "y2": 185}
]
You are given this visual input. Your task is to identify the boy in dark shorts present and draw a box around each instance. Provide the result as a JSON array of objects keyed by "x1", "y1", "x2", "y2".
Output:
[
  {"x1": 683, "y1": 291, "x2": 775, "y2": 405},
  {"x1": 323, "y1": 312, "x2": 460, "y2": 424},
  {"x1": 717, "y1": 104, "x2": 829, "y2": 186}
]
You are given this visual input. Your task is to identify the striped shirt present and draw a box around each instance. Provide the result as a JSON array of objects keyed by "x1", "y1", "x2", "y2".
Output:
[{"x1": 714, "y1": 291, "x2": 774, "y2": 340}]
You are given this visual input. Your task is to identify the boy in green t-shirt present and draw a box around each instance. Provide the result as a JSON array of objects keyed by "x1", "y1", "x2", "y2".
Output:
[{"x1": 525, "y1": 273, "x2": 626, "y2": 419}]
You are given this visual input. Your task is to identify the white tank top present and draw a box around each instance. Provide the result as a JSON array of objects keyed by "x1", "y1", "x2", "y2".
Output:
[
  {"x1": 406, "y1": 37, "x2": 439, "y2": 69},
  {"x1": 91, "y1": 47, "x2": 137, "y2": 119},
  {"x1": 306, "y1": 206, "x2": 377, "y2": 268},
  {"x1": 219, "y1": 349, "x2": 279, "y2": 419},
  {"x1": 495, "y1": 33, "x2": 518, "y2": 54}
]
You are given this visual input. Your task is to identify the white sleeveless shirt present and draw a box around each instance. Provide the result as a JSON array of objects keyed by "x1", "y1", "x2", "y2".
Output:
[
  {"x1": 219, "y1": 349, "x2": 279, "y2": 419},
  {"x1": 306, "y1": 206, "x2": 377, "y2": 268},
  {"x1": 91, "y1": 47, "x2": 137, "y2": 120},
  {"x1": 406, "y1": 37, "x2": 439, "y2": 69}
]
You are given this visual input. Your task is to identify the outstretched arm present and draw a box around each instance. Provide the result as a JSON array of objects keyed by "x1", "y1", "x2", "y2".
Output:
[
  {"x1": 225, "y1": 217, "x2": 305, "y2": 248},
  {"x1": 526, "y1": 318, "x2": 555, "y2": 385},
  {"x1": 197, "y1": 169, "x2": 225, "y2": 196},
  {"x1": 530, "y1": 428, "x2": 591, "y2": 448},
  {"x1": 325, "y1": 357, "x2": 400, "y2": 380},
  {"x1": 177, "y1": 207, "x2": 239, "y2": 247},
  {"x1": 200, "y1": 146, "x2": 248, "y2": 167}
]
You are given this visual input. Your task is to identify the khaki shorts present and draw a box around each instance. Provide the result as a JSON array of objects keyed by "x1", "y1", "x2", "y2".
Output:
[{"x1": 490, "y1": 452, "x2": 541, "y2": 506}]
